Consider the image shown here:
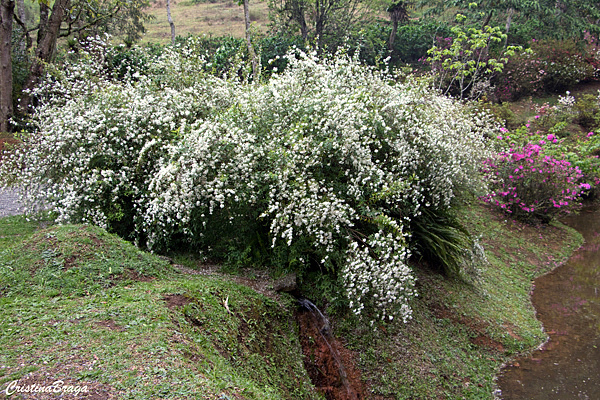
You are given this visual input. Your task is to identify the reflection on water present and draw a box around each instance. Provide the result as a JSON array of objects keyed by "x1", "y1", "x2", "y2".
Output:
[{"x1": 497, "y1": 206, "x2": 600, "y2": 399}]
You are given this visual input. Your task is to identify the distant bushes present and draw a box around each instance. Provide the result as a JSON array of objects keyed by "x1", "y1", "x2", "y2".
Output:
[{"x1": 495, "y1": 39, "x2": 597, "y2": 101}]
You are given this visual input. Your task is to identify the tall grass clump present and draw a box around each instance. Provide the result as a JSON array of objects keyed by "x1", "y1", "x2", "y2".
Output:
[{"x1": 1, "y1": 41, "x2": 493, "y2": 323}]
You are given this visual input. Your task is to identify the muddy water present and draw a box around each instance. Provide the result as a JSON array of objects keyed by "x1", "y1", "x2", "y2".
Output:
[{"x1": 497, "y1": 206, "x2": 600, "y2": 399}]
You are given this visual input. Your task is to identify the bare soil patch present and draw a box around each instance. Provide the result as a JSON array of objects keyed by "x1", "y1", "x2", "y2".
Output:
[{"x1": 162, "y1": 293, "x2": 192, "y2": 309}]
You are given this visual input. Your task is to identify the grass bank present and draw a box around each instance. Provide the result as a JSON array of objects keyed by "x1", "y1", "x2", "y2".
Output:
[
  {"x1": 0, "y1": 200, "x2": 583, "y2": 399},
  {"x1": 0, "y1": 217, "x2": 317, "y2": 399},
  {"x1": 335, "y1": 202, "x2": 582, "y2": 398}
]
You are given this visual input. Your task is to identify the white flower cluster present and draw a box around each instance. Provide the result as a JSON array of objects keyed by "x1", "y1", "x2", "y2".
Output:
[
  {"x1": 1, "y1": 37, "x2": 234, "y2": 231},
  {"x1": 2, "y1": 44, "x2": 492, "y2": 322},
  {"x1": 343, "y1": 230, "x2": 415, "y2": 323},
  {"x1": 557, "y1": 91, "x2": 576, "y2": 110}
]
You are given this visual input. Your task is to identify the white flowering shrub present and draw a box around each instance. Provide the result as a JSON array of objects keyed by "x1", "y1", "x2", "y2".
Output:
[
  {"x1": 343, "y1": 230, "x2": 415, "y2": 322},
  {"x1": 1, "y1": 37, "x2": 234, "y2": 239},
  {"x1": 141, "y1": 50, "x2": 491, "y2": 321},
  {"x1": 2, "y1": 41, "x2": 492, "y2": 322}
]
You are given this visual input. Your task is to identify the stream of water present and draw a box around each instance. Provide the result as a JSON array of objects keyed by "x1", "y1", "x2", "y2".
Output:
[{"x1": 497, "y1": 206, "x2": 600, "y2": 399}]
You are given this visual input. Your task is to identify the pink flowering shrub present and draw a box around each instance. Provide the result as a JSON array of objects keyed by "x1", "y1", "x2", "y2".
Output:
[{"x1": 482, "y1": 140, "x2": 587, "y2": 222}]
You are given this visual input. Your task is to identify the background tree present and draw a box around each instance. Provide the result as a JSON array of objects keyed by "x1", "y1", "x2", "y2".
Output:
[
  {"x1": 0, "y1": 0, "x2": 13, "y2": 132},
  {"x1": 387, "y1": 0, "x2": 411, "y2": 51},
  {"x1": 269, "y1": 0, "x2": 373, "y2": 50},
  {"x1": 18, "y1": 0, "x2": 70, "y2": 114}
]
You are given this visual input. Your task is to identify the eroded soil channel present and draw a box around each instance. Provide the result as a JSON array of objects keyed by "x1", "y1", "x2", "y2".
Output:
[
  {"x1": 498, "y1": 205, "x2": 600, "y2": 399},
  {"x1": 296, "y1": 299, "x2": 364, "y2": 400}
]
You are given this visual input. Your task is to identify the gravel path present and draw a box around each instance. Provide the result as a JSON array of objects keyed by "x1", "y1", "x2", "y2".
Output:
[{"x1": 0, "y1": 187, "x2": 24, "y2": 217}]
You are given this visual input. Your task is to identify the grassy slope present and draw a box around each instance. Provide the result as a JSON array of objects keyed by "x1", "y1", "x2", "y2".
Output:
[
  {"x1": 0, "y1": 201, "x2": 582, "y2": 399},
  {"x1": 338, "y1": 203, "x2": 582, "y2": 399},
  {"x1": 0, "y1": 217, "x2": 319, "y2": 399},
  {"x1": 143, "y1": 0, "x2": 271, "y2": 44}
]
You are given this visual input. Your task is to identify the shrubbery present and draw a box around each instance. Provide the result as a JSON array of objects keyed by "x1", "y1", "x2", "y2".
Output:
[
  {"x1": 482, "y1": 139, "x2": 586, "y2": 222},
  {"x1": 1, "y1": 37, "x2": 235, "y2": 240},
  {"x1": 482, "y1": 92, "x2": 600, "y2": 221},
  {"x1": 495, "y1": 39, "x2": 596, "y2": 101},
  {"x1": 1, "y1": 39, "x2": 492, "y2": 322},
  {"x1": 142, "y1": 49, "x2": 492, "y2": 321}
]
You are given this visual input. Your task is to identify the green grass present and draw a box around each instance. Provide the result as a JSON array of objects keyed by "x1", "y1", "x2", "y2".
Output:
[
  {"x1": 0, "y1": 223, "x2": 175, "y2": 297},
  {"x1": 0, "y1": 201, "x2": 583, "y2": 399},
  {"x1": 0, "y1": 215, "x2": 39, "y2": 248},
  {"x1": 0, "y1": 217, "x2": 320, "y2": 399},
  {"x1": 336, "y1": 202, "x2": 583, "y2": 399}
]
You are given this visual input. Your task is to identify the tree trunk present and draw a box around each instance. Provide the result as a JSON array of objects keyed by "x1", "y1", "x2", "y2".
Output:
[
  {"x1": 19, "y1": 0, "x2": 69, "y2": 114},
  {"x1": 167, "y1": 0, "x2": 175, "y2": 45},
  {"x1": 481, "y1": 10, "x2": 493, "y2": 29},
  {"x1": 15, "y1": 0, "x2": 27, "y2": 52},
  {"x1": 389, "y1": 20, "x2": 398, "y2": 51},
  {"x1": 315, "y1": 0, "x2": 325, "y2": 51},
  {"x1": 293, "y1": 0, "x2": 308, "y2": 41},
  {"x1": 504, "y1": 8, "x2": 514, "y2": 47},
  {"x1": 299, "y1": 10, "x2": 308, "y2": 41},
  {"x1": 243, "y1": 0, "x2": 257, "y2": 77},
  {"x1": 38, "y1": 2, "x2": 49, "y2": 45},
  {"x1": 0, "y1": 0, "x2": 14, "y2": 132}
]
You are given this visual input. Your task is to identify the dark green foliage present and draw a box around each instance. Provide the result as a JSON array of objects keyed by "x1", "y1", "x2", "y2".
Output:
[
  {"x1": 343, "y1": 20, "x2": 451, "y2": 67},
  {"x1": 393, "y1": 20, "x2": 451, "y2": 64},
  {"x1": 573, "y1": 94, "x2": 600, "y2": 131},
  {"x1": 259, "y1": 34, "x2": 306, "y2": 76},
  {"x1": 409, "y1": 207, "x2": 474, "y2": 277},
  {"x1": 174, "y1": 35, "x2": 246, "y2": 75},
  {"x1": 421, "y1": 0, "x2": 600, "y2": 43},
  {"x1": 107, "y1": 45, "x2": 151, "y2": 81}
]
